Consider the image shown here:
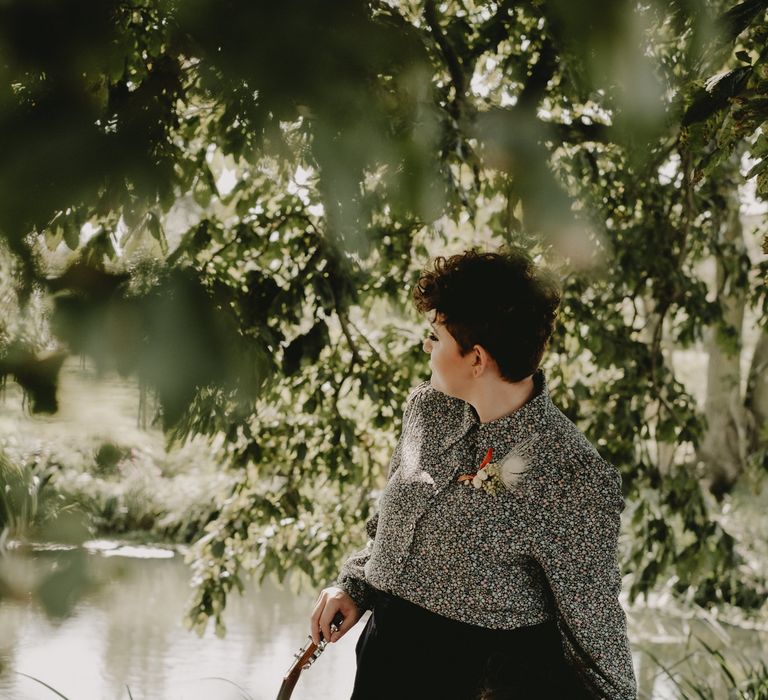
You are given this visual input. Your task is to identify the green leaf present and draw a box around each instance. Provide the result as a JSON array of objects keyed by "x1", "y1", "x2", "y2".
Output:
[
  {"x1": 745, "y1": 156, "x2": 768, "y2": 180},
  {"x1": 193, "y1": 179, "x2": 212, "y2": 209},
  {"x1": 145, "y1": 212, "x2": 168, "y2": 255},
  {"x1": 63, "y1": 220, "x2": 80, "y2": 251}
]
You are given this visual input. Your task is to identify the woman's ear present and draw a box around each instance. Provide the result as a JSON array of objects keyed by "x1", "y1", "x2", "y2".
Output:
[{"x1": 472, "y1": 344, "x2": 492, "y2": 375}]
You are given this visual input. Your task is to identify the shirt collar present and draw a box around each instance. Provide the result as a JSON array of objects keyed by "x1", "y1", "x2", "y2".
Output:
[{"x1": 461, "y1": 367, "x2": 552, "y2": 443}]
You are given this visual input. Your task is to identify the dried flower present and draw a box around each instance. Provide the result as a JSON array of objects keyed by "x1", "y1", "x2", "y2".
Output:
[{"x1": 457, "y1": 434, "x2": 540, "y2": 495}]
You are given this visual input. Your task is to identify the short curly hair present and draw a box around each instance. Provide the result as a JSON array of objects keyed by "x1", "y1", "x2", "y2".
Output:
[{"x1": 411, "y1": 246, "x2": 561, "y2": 382}]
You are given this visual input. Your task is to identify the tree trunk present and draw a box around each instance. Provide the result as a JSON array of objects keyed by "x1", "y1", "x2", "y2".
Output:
[
  {"x1": 699, "y1": 184, "x2": 750, "y2": 499},
  {"x1": 638, "y1": 295, "x2": 680, "y2": 475},
  {"x1": 745, "y1": 327, "x2": 768, "y2": 451}
]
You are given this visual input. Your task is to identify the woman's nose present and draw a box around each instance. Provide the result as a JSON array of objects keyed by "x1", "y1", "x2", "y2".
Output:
[{"x1": 422, "y1": 339, "x2": 432, "y2": 352}]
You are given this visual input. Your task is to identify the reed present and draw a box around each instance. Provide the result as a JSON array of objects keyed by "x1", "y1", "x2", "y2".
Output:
[
  {"x1": 14, "y1": 672, "x2": 71, "y2": 699},
  {"x1": 14, "y1": 672, "x2": 254, "y2": 699},
  {"x1": 0, "y1": 451, "x2": 55, "y2": 541},
  {"x1": 15, "y1": 672, "x2": 139, "y2": 700},
  {"x1": 642, "y1": 633, "x2": 768, "y2": 699}
]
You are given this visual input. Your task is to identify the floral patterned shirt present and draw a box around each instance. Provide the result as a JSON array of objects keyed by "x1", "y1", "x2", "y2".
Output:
[{"x1": 334, "y1": 368, "x2": 637, "y2": 700}]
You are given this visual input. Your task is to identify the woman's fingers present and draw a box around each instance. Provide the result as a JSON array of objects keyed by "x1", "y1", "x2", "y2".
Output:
[
  {"x1": 329, "y1": 610, "x2": 355, "y2": 642},
  {"x1": 310, "y1": 587, "x2": 361, "y2": 645},
  {"x1": 309, "y1": 593, "x2": 326, "y2": 645},
  {"x1": 319, "y1": 598, "x2": 341, "y2": 644}
]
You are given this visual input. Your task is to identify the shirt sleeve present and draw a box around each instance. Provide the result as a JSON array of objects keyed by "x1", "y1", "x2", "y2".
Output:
[
  {"x1": 333, "y1": 381, "x2": 427, "y2": 611},
  {"x1": 534, "y1": 456, "x2": 637, "y2": 700}
]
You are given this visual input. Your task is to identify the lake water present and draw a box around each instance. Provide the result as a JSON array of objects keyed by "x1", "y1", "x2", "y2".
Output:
[{"x1": 0, "y1": 543, "x2": 766, "y2": 700}]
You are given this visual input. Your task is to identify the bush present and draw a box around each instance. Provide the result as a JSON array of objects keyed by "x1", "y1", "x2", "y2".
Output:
[{"x1": 93, "y1": 441, "x2": 130, "y2": 476}]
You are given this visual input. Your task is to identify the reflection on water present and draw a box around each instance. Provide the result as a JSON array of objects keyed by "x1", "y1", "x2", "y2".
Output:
[
  {"x1": 0, "y1": 547, "x2": 361, "y2": 700},
  {"x1": 0, "y1": 545, "x2": 766, "y2": 700}
]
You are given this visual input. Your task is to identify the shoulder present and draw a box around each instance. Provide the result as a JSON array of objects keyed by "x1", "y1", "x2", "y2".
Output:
[
  {"x1": 406, "y1": 379, "x2": 464, "y2": 414},
  {"x1": 541, "y1": 404, "x2": 624, "y2": 511},
  {"x1": 402, "y1": 379, "x2": 469, "y2": 435},
  {"x1": 406, "y1": 379, "x2": 432, "y2": 403}
]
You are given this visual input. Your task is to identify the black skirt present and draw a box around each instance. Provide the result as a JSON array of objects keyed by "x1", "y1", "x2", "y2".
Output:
[{"x1": 350, "y1": 589, "x2": 592, "y2": 700}]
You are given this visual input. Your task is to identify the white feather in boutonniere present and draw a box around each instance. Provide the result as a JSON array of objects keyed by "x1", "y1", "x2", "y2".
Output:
[{"x1": 497, "y1": 432, "x2": 540, "y2": 489}]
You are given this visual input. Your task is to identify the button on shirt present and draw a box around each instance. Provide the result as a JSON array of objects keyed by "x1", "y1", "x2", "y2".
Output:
[{"x1": 335, "y1": 369, "x2": 637, "y2": 700}]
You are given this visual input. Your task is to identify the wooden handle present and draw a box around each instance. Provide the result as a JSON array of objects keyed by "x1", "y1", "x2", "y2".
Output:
[{"x1": 276, "y1": 611, "x2": 345, "y2": 700}]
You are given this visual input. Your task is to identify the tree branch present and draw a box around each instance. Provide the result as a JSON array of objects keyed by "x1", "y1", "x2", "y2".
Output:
[
  {"x1": 551, "y1": 119, "x2": 611, "y2": 145},
  {"x1": 337, "y1": 309, "x2": 365, "y2": 367},
  {"x1": 516, "y1": 36, "x2": 558, "y2": 112},
  {"x1": 467, "y1": 0, "x2": 517, "y2": 62},
  {"x1": 423, "y1": 0, "x2": 468, "y2": 112},
  {"x1": 347, "y1": 317, "x2": 383, "y2": 359}
]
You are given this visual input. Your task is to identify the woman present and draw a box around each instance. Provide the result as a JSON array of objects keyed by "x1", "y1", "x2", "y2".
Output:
[{"x1": 310, "y1": 247, "x2": 637, "y2": 699}]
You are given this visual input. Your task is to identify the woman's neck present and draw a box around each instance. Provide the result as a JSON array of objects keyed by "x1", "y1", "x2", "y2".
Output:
[{"x1": 466, "y1": 374, "x2": 537, "y2": 424}]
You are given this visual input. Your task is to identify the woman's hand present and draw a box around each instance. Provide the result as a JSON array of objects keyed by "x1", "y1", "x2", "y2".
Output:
[{"x1": 310, "y1": 586, "x2": 362, "y2": 645}]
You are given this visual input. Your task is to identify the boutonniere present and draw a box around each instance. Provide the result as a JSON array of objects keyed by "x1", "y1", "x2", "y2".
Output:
[{"x1": 457, "y1": 434, "x2": 540, "y2": 495}]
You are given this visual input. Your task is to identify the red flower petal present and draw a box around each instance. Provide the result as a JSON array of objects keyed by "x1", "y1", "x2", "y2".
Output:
[{"x1": 477, "y1": 447, "x2": 493, "y2": 471}]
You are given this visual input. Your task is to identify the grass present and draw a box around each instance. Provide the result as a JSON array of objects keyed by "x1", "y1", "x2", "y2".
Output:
[
  {"x1": 0, "y1": 440, "x2": 230, "y2": 546},
  {"x1": 640, "y1": 632, "x2": 768, "y2": 699},
  {"x1": 15, "y1": 672, "x2": 72, "y2": 699},
  {"x1": 14, "y1": 672, "x2": 255, "y2": 700},
  {"x1": 682, "y1": 637, "x2": 768, "y2": 700},
  {"x1": 50, "y1": 442, "x2": 228, "y2": 543},
  {"x1": 0, "y1": 449, "x2": 60, "y2": 541}
]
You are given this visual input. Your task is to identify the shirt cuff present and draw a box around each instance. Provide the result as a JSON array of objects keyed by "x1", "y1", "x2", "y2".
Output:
[{"x1": 334, "y1": 573, "x2": 375, "y2": 612}]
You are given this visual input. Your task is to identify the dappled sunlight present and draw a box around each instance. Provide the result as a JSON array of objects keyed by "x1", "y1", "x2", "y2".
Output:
[{"x1": 1, "y1": 0, "x2": 767, "y2": 697}]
